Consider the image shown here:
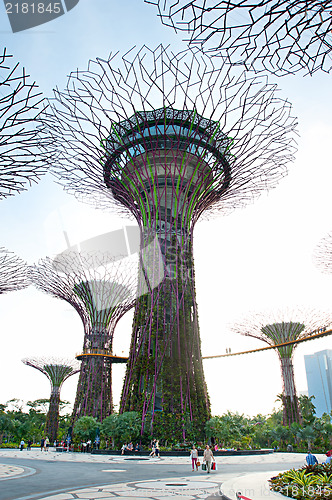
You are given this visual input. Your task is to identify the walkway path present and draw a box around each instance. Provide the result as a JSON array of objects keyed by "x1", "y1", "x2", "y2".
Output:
[{"x1": 0, "y1": 450, "x2": 323, "y2": 500}]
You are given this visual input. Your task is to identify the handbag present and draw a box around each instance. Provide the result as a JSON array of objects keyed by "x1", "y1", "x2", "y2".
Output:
[
  {"x1": 212, "y1": 462, "x2": 216, "y2": 470},
  {"x1": 202, "y1": 462, "x2": 207, "y2": 471},
  {"x1": 197, "y1": 460, "x2": 201, "y2": 466}
]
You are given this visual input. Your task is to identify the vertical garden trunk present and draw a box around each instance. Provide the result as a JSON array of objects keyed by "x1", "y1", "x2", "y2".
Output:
[{"x1": 45, "y1": 388, "x2": 60, "y2": 442}]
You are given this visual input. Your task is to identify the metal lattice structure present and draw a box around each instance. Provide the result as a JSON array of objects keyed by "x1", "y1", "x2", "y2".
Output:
[
  {"x1": 0, "y1": 47, "x2": 49, "y2": 199},
  {"x1": 0, "y1": 248, "x2": 28, "y2": 293},
  {"x1": 40, "y1": 45, "x2": 297, "y2": 438},
  {"x1": 313, "y1": 231, "x2": 332, "y2": 274},
  {"x1": 29, "y1": 252, "x2": 137, "y2": 423},
  {"x1": 233, "y1": 309, "x2": 332, "y2": 426},
  {"x1": 145, "y1": 1, "x2": 332, "y2": 75},
  {"x1": 22, "y1": 357, "x2": 80, "y2": 442}
]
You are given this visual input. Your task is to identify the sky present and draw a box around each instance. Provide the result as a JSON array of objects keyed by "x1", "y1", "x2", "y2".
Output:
[{"x1": 1, "y1": 0, "x2": 332, "y2": 419}]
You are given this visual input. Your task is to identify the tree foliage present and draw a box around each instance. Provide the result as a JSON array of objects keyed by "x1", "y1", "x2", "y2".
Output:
[{"x1": 73, "y1": 416, "x2": 99, "y2": 441}]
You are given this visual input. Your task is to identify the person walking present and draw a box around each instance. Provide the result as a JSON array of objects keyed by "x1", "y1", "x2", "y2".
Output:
[
  {"x1": 203, "y1": 444, "x2": 215, "y2": 473},
  {"x1": 155, "y1": 440, "x2": 160, "y2": 458},
  {"x1": 149, "y1": 440, "x2": 156, "y2": 457},
  {"x1": 20, "y1": 440, "x2": 25, "y2": 451},
  {"x1": 40, "y1": 438, "x2": 45, "y2": 451},
  {"x1": 86, "y1": 439, "x2": 92, "y2": 453},
  {"x1": 190, "y1": 445, "x2": 199, "y2": 471},
  {"x1": 44, "y1": 437, "x2": 50, "y2": 451},
  {"x1": 27, "y1": 439, "x2": 32, "y2": 451}
]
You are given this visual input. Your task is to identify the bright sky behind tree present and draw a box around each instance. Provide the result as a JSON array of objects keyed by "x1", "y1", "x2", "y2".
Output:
[{"x1": 1, "y1": 0, "x2": 332, "y2": 418}]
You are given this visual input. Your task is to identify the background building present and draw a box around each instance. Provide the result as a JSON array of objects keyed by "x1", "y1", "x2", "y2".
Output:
[{"x1": 304, "y1": 350, "x2": 332, "y2": 417}]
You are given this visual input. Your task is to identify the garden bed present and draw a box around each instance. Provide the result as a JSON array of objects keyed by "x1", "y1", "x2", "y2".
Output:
[{"x1": 269, "y1": 464, "x2": 332, "y2": 499}]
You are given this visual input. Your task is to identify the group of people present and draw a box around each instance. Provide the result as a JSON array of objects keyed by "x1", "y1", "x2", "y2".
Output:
[
  {"x1": 80, "y1": 439, "x2": 93, "y2": 453},
  {"x1": 306, "y1": 449, "x2": 332, "y2": 466},
  {"x1": 190, "y1": 444, "x2": 216, "y2": 473},
  {"x1": 40, "y1": 437, "x2": 50, "y2": 451},
  {"x1": 19, "y1": 437, "x2": 50, "y2": 451},
  {"x1": 121, "y1": 442, "x2": 140, "y2": 455}
]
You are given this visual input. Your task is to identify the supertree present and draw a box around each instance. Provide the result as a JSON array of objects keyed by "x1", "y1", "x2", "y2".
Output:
[
  {"x1": 22, "y1": 357, "x2": 80, "y2": 442},
  {"x1": 145, "y1": 1, "x2": 332, "y2": 75},
  {"x1": 232, "y1": 308, "x2": 332, "y2": 426},
  {"x1": 0, "y1": 247, "x2": 28, "y2": 293},
  {"x1": 0, "y1": 47, "x2": 49, "y2": 199},
  {"x1": 29, "y1": 252, "x2": 137, "y2": 422},
  {"x1": 40, "y1": 45, "x2": 297, "y2": 437}
]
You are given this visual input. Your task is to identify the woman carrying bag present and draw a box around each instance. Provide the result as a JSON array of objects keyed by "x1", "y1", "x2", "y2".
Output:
[
  {"x1": 203, "y1": 444, "x2": 215, "y2": 473},
  {"x1": 190, "y1": 444, "x2": 199, "y2": 471}
]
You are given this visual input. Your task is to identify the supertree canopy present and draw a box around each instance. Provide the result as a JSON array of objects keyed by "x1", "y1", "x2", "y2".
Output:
[
  {"x1": 145, "y1": 1, "x2": 332, "y2": 75},
  {"x1": 40, "y1": 45, "x2": 297, "y2": 438},
  {"x1": 29, "y1": 252, "x2": 137, "y2": 422},
  {"x1": 22, "y1": 357, "x2": 80, "y2": 442},
  {"x1": 233, "y1": 308, "x2": 331, "y2": 426},
  {"x1": 0, "y1": 247, "x2": 28, "y2": 293},
  {"x1": 0, "y1": 47, "x2": 49, "y2": 199}
]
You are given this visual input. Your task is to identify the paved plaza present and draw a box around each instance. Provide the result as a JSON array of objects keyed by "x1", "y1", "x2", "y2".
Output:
[{"x1": 0, "y1": 449, "x2": 324, "y2": 500}]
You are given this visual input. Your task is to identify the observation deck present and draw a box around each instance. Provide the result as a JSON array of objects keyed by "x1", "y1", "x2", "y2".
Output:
[
  {"x1": 75, "y1": 348, "x2": 128, "y2": 363},
  {"x1": 103, "y1": 107, "x2": 232, "y2": 191}
]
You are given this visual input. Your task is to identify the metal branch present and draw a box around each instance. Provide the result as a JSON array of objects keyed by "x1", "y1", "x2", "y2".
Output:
[
  {"x1": 145, "y1": 1, "x2": 332, "y2": 75},
  {"x1": 0, "y1": 247, "x2": 28, "y2": 293},
  {"x1": 313, "y1": 231, "x2": 332, "y2": 274},
  {"x1": 0, "y1": 47, "x2": 52, "y2": 199}
]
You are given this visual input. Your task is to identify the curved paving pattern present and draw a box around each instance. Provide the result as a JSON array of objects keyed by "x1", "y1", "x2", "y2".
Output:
[
  {"x1": 0, "y1": 463, "x2": 36, "y2": 481},
  {"x1": 38, "y1": 477, "x2": 223, "y2": 500}
]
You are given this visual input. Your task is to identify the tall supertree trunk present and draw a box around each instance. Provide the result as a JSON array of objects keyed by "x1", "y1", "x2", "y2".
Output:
[
  {"x1": 45, "y1": 388, "x2": 61, "y2": 443},
  {"x1": 121, "y1": 230, "x2": 210, "y2": 438},
  {"x1": 72, "y1": 355, "x2": 112, "y2": 422},
  {"x1": 280, "y1": 356, "x2": 302, "y2": 427},
  {"x1": 235, "y1": 313, "x2": 331, "y2": 428}
]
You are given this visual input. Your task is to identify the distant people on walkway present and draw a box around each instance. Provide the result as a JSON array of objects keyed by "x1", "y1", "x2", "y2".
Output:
[
  {"x1": 27, "y1": 440, "x2": 32, "y2": 451},
  {"x1": 20, "y1": 440, "x2": 24, "y2": 451},
  {"x1": 121, "y1": 443, "x2": 127, "y2": 455},
  {"x1": 135, "y1": 443, "x2": 140, "y2": 452},
  {"x1": 86, "y1": 439, "x2": 92, "y2": 453},
  {"x1": 190, "y1": 445, "x2": 199, "y2": 471},
  {"x1": 203, "y1": 444, "x2": 214, "y2": 473},
  {"x1": 155, "y1": 440, "x2": 160, "y2": 458},
  {"x1": 306, "y1": 451, "x2": 318, "y2": 466},
  {"x1": 44, "y1": 437, "x2": 50, "y2": 451},
  {"x1": 95, "y1": 436, "x2": 100, "y2": 450},
  {"x1": 214, "y1": 443, "x2": 219, "y2": 452},
  {"x1": 40, "y1": 438, "x2": 45, "y2": 451},
  {"x1": 127, "y1": 442, "x2": 133, "y2": 452}
]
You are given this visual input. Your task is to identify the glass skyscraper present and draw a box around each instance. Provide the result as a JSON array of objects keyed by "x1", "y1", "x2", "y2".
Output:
[{"x1": 304, "y1": 350, "x2": 332, "y2": 417}]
